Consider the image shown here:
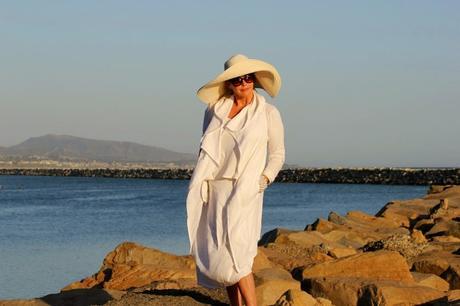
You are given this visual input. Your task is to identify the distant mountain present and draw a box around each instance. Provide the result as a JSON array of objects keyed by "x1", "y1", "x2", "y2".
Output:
[{"x1": 0, "y1": 134, "x2": 196, "y2": 164}]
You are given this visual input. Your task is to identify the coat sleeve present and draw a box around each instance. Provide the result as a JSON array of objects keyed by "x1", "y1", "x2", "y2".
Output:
[{"x1": 262, "y1": 106, "x2": 285, "y2": 184}]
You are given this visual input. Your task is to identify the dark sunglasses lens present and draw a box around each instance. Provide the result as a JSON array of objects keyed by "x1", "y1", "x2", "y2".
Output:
[
  {"x1": 230, "y1": 78, "x2": 242, "y2": 86},
  {"x1": 243, "y1": 74, "x2": 254, "y2": 83},
  {"x1": 230, "y1": 74, "x2": 254, "y2": 86}
]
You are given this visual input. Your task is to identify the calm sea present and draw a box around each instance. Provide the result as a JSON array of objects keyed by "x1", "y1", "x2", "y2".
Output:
[{"x1": 0, "y1": 175, "x2": 427, "y2": 299}]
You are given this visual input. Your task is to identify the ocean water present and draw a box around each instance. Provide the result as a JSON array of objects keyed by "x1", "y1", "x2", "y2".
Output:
[{"x1": 0, "y1": 175, "x2": 427, "y2": 299}]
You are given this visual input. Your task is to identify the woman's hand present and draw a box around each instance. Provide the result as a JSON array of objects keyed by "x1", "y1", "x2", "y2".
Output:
[{"x1": 259, "y1": 175, "x2": 270, "y2": 193}]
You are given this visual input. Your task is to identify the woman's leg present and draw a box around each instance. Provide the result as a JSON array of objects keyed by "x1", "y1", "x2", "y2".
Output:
[
  {"x1": 226, "y1": 283, "x2": 243, "y2": 306},
  {"x1": 237, "y1": 272, "x2": 257, "y2": 306}
]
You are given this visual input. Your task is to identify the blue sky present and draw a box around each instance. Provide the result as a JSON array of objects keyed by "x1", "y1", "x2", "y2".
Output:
[{"x1": 1, "y1": 1, "x2": 459, "y2": 167}]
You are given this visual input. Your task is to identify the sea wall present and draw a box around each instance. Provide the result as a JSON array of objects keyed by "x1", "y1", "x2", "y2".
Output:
[{"x1": 1, "y1": 167, "x2": 459, "y2": 185}]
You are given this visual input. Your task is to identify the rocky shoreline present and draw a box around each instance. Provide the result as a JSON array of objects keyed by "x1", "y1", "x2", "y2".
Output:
[
  {"x1": 2, "y1": 185, "x2": 460, "y2": 305},
  {"x1": 1, "y1": 167, "x2": 460, "y2": 185}
]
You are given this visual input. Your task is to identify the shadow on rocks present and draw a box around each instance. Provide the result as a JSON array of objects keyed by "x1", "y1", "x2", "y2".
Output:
[
  {"x1": 40, "y1": 288, "x2": 114, "y2": 306},
  {"x1": 142, "y1": 288, "x2": 228, "y2": 306}
]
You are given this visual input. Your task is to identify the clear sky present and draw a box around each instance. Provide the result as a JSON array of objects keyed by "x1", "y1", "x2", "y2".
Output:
[{"x1": 1, "y1": 1, "x2": 459, "y2": 167}]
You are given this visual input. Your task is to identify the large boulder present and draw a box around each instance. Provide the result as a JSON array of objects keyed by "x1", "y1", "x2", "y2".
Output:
[
  {"x1": 411, "y1": 272, "x2": 450, "y2": 291},
  {"x1": 62, "y1": 241, "x2": 196, "y2": 291},
  {"x1": 410, "y1": 251, "x2": 453, "y2": 276},
  {"x1": 376, "y1": 199, "x2": 438, "y2": 228},
  {"x1": 306, "y1": 277, "x2": 366, "y2": 306},
  {"x1": 258, "y1": 231, "x2": 333, "y2": 272},
  {"x1": 258, "y1": 227, "x2": 296, "y2": 246},
  {"x1": 253, "y1": 247, "x2": 276, "y2": 272},
  {"x1": 426, "y1": 185, "x2": 460, "y2": 199},
  {"x1": 359, "y1": 280, "x2": 447, "y2": 305},
  {"x1": 274, "y1": 288, "x2": 332, "y2": 306},
  {"x1": 299, "y1": 250, "x2": 414, "y2": 283},
  {"x1": 307, "y1": 211, "x2": 409, "y2": 248},
  {"x1": 448, "y1": 289, "x2": 460, "y2": 304},
  {"x1": 426, "y1": 220, "x2": 460, "y2": 238},
  {"x1": 306, "y1": 277, "x2": 446, "y2": 306},
  {"x1": 253, "y1": 267, "x2": 300, "y2": 306}
]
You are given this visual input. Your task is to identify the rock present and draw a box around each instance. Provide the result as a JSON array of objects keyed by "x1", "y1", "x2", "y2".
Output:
[
  {"x1": 413, "y1": 218, "x2": 435, "y2": 233},
  {"x1": 306, "y1": 211, "x2": 410, "y2": 249},
  {"x1": 378, "y1": 209, "x2": 411, "y2": 227},
  {"x1": 376, "y1": 198, "x2": 439, "y2": 228},
  {"x1": 346, "y1": 210, "x2": 401, "y2": 229},
  {"x1": 429, "y1": 199, "x2": 449, "y2": 219},
  {"x1": 328, "y1": 211, "x2": 347, "y2": 225},
  {"x1": 285, "y1": 231, "x2": 345, "y2": 249},
  {"x1": 254, "y1": 267, "x2": 300, "y2": 306},
  {"x1": 411, "y1": 272, "x2": 450, "y2": 291},
  {"x1": 411, "y1": 252, "x2": 451, "y2": 276},
  {"x1": 253, "y1": 247, "x2": 275, "y2": 272},
  {"x1": 327, "y1": 247, "x2": 357, "y2": 259},
  {"x1": 410, "y1": 229, "x2": 427, "y2": 244},
  {"x1": 260, "y1": 241, "x2": 332, "y2": 273},
  {"x1": 321, "y1": 229, "x2": 369, "y2": 249},
  {"x1": 448, "y1": 289, "x2": 460, "y2": 304},
  {"x1": 306, "y1": 277, "x2": 447, "y2": 306},
  {"x1": 426, "y1": 220, "x2": 460, "y2": 238},
  {"x1": 359, "y1": 280, "x2": 447, "y2": 305},
  {"x1": 441, "y1": 198, "x2": 449, "y2": 209},
  {"x1": 441, "y1": 265, "x2": 460, "y2": 289},
  {"x1": 274, "y1": 289, "x2": 320, "y2": 306},
  {"x1": 300, "y1": 250, "x2": 414, "y2": 283},
  {"x1": 62, "y1": 241, "x2": 196, "y2": 291},
  {"x1": 428, "y1": 185, "x2": 453, "y2": 194},
  {"x1": 425, "y1": 185, "x2": 460, "y2": 199},
  {"x1": 316, "y1": 297, "x2": 333, "y2": 305},
  {"x1": 361, "y1": 234, "x2": 428, "y2": 261},
  {"x1": 304, "y1": 218, "x2": 339, "y2": 233},
  {"x1": 306, "y1": 276, "x2": 366, "y2": 306},
  {"x1": 430, "y1": 241, "x2": 460, "y2": 253},
  {"x1": 432, "y1": 235, "x2": 460, "y2": 243},
  {"x1": 258, "y1": 228, "x2": 295, "y2": 246}
]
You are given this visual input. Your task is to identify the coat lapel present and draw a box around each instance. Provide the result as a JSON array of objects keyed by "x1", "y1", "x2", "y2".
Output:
[{"x1": 199, "y1": 97, "x2": 232, "y2": 166}]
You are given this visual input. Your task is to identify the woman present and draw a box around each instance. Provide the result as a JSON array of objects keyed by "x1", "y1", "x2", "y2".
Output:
[{"x1": 186, "y1": 54, "x2": 285, "y2": 306}]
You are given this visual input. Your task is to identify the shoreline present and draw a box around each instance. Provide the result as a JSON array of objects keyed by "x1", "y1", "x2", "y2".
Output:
[{"x1": 1, "y1": 167, "x2": 460, "y2": 185}]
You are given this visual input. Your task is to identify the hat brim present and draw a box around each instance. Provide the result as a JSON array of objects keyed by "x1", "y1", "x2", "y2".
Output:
[{"x1": 197, "y1": 59, "x2": 281, "y2": 105}]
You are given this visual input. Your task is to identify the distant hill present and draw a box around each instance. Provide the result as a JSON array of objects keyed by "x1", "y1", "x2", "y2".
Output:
[{"x1": 0, "y1": 134, "x2": 196, "y2": 164}]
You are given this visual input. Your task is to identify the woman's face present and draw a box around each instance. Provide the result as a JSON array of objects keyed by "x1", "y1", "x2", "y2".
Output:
[{"x1": 228, "y1": 74, "x2": 255, "y2": 99}]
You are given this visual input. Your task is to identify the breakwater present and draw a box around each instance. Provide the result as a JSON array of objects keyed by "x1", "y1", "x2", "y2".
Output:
[{"x1": 1, "y1": 167, "x2": 459, "y2": 185}]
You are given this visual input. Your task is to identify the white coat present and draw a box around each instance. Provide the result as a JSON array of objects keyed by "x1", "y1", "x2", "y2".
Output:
[{"x1": 186, "y1": 91, "x2": 285, "y2": 274}]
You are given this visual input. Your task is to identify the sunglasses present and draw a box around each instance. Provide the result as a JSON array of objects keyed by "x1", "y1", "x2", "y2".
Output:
[{"x1": 229, "y1": 74, "x2": 255, "y2": 86}]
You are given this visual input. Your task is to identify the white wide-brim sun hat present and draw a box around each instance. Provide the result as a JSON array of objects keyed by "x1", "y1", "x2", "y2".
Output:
[{"x1": 197, "y1": 54, "x2": 282, "y2": 105}]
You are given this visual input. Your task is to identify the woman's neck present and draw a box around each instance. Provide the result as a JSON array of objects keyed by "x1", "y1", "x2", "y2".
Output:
[{"x1": 233, "y1": 90, "x2": 254, "y2": 107}]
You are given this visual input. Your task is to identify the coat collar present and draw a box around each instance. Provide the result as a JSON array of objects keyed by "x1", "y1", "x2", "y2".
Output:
[
  {"x1": 199, "y1": 91, "x2": 266, "y2": 166},
  {"x1": 203, "y1": 91, "x2": 263, "y2": 136}
]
